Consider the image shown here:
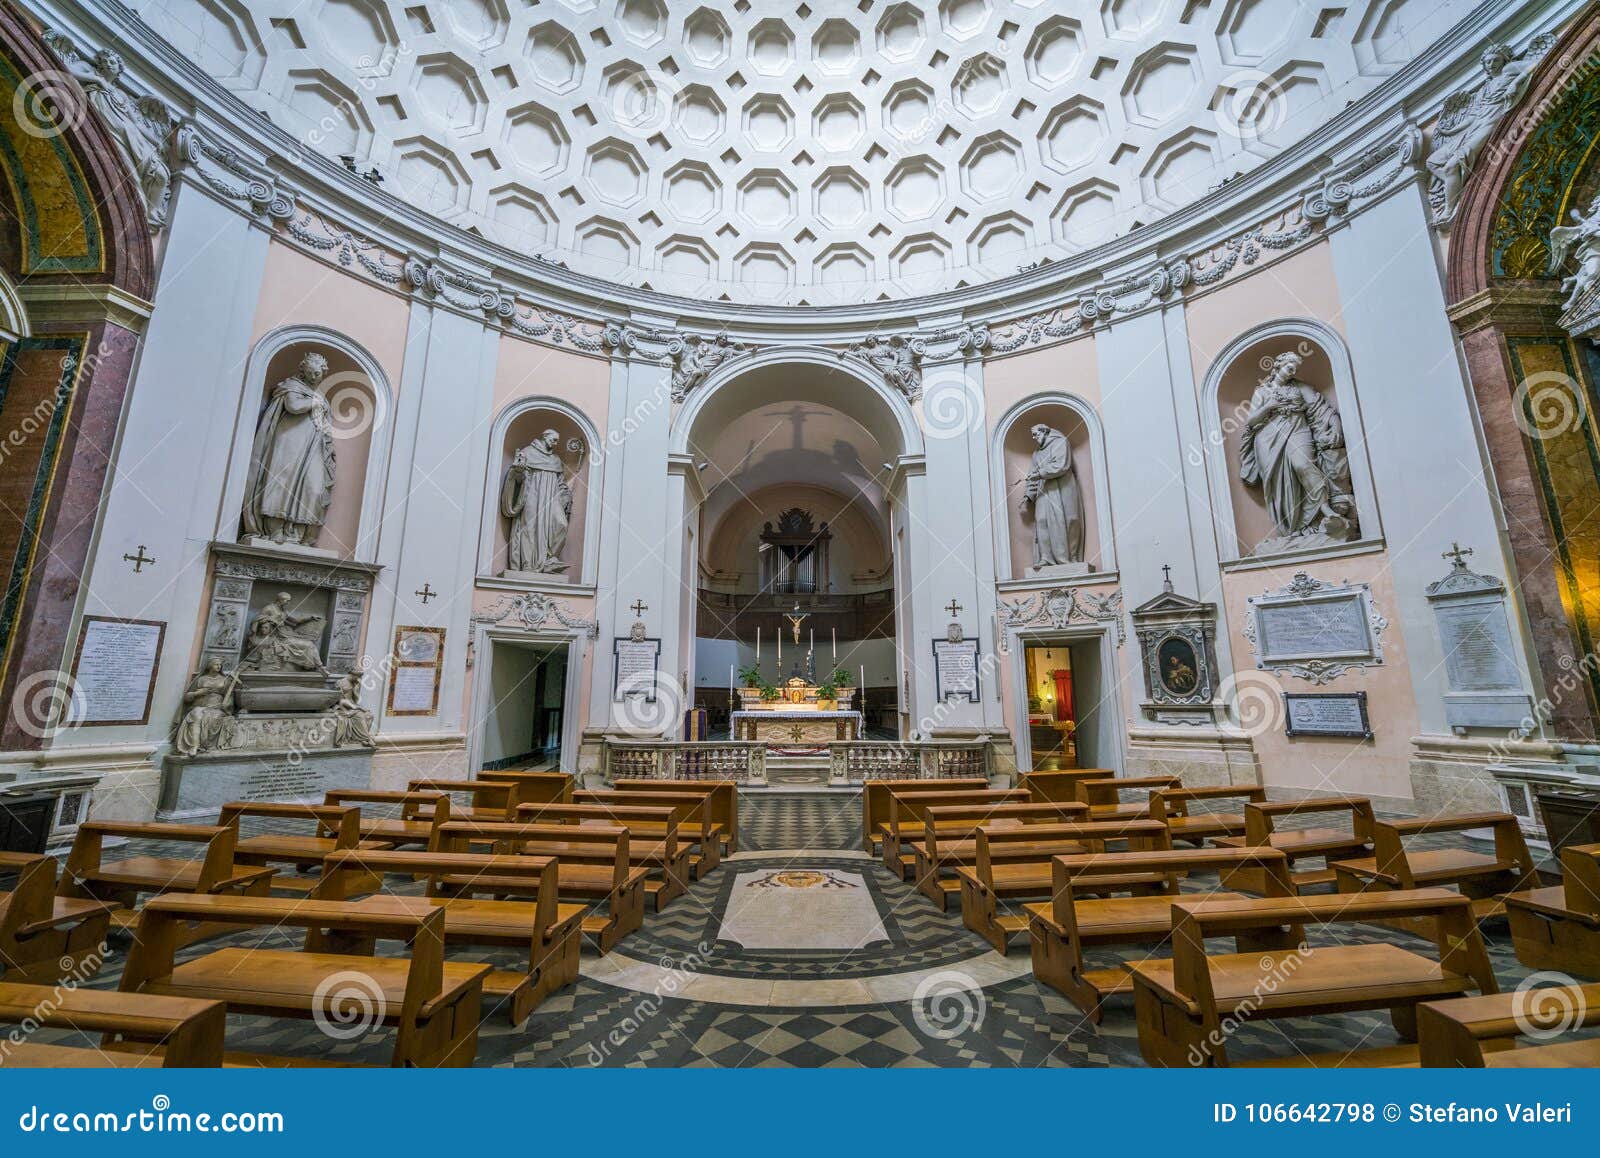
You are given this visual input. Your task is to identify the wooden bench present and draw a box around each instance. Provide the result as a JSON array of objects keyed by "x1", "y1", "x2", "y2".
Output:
[
  {"x1": 1149, "y1": 785, "x2": 1266, "y2": 846},
  {"x1": 613, "y1": 778, "x2": 740, "y2": 853},
  {"x1": 408, "y1": 777, "x2": 526, "y2": 822},
  {"x1": 1333, "y1": 811, "x2": 1538, "y2": 929},
  {"x1": 862, "y1": 777, "x2": 989, "y2": 853},
  {"x1": 573, "y1": 788, "x2": 723, "y2": 877},
  {"x1": 1027, "y1": 846, "x2": 1293, "y2": 1022},
  {"x1": 1018, "y1": 769, "x2": 1115, "y2": 804},
  {"x1": 1504, "y1": 841, "x2": 1600, "y2": 977},
  {"x1": 324, "y1": 789, "x2": 453, "y2": 848},
  {"x1": 121, "y1": 894, "x2": 490, "y2": 1067},
  {"x1": 1, "y1": 852, "x2": 116, "y2": 985},
  {"x1": 1418, "y1": 981, "x2": 1600, "y2": 1067},
  {"x1": 58, "y1": 822, "x2": 274, "y2": 940},
  {"x1": 478, "y1": 768, "x2": 575, "y2": 804},
  {"x1": 434, "y1": 820, "x2": 648, "y2": 953},
  {"x1": 956, "y1": 819, "x2": 1172, "y2": 953},
  {"x1": 313, "y1": 849, "x2": 585, "y2": 1028},
  {"x1": 220, "y1": 801, "x2": 386, "y2": 895},
  {"x1": 0, "y1": 981, "x2": 225, "y2": 1068},
  {"x1": 1212, "y1": 795, "x2": 1376, "y2": 892},
  {"x1": 517, "y1": 802, "x2": 692, "y2": 908},
  {"x1": 908, "y1": 802, "x2": 1089, "y2": 909},
  {"x1": 1130, "y1": 889, "x2": 1497, "y2": 1067},
  {"x1": 883, "y1": 788, "x2": 1029, "y2": 878},
  {"x1": 1076, "y1": 774, "x2": 1184, "y2": 821}
]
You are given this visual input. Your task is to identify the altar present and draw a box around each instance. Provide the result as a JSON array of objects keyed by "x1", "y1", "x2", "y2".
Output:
[{"x1": 731, "y1": 708, "x2": 863, "y2": 745}]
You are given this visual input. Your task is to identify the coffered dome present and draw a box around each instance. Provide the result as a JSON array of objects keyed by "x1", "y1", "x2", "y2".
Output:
[{"x1": 147, "y1": 0, "x2": 1468, "y2": 303}]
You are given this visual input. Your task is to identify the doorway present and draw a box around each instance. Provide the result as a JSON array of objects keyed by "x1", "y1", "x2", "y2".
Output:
[
  {"x1": 481, "y1": 640, "x2": 569, "y2": 769},
  {"x1": 1020, "y1": 636, "x2": 1110, "y2": 771}
]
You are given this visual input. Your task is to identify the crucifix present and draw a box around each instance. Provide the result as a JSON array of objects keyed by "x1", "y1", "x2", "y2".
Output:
[
  {"x1": 945, "y1": 598, "x2": 963, "y2": 619},
  {"x1": 783, "y1": 601, "x2": 808, "y2": 645},
  {"x1": 414, "y1": 583, "x2": 436, "y2": 604},
  {"x1": 1443, "y1": 542, "x2": 1473, "y2": 569},
  {"x1": 123, "y1": 545, "x2": 155, "y2": 572},
  {"x1": 630, "y1": 599, "x2": 649, "y2": 618}
]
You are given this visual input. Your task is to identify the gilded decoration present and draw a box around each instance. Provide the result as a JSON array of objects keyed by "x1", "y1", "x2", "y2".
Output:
[
  {"x1": 0, "y1": 51, "x2": 103, "y2": 275},
  {"x1": 1490, "y1": 54, "x2": 1600, "y2": 279}
]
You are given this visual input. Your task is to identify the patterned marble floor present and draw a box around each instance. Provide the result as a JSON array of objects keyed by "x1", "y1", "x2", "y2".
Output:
[{"x1": 29, "y1": 791, "x2": 1559, "y2": 1068}]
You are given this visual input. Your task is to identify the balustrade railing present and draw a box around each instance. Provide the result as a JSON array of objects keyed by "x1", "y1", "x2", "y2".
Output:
[
  {"x1": 827, "y1": 740, "x2": 994, "y2": 784},
  {"x1": 601, "y1": 740, "x2": 767, "y2": 785}
]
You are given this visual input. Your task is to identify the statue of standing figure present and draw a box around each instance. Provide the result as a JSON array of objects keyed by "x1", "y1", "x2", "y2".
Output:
[
  {"x1": 1021, "y1": 424, "x2": 1086, "y2": 571},
  {"x1": 241, "y1": 352, "x2": 337, "y2": 548},
  {"x1": 1238, "y1": 350, "x2": 1358, "y2": 555},
  {"x1": 501, "y1": 429, "x2": 573, "y2": 574}
]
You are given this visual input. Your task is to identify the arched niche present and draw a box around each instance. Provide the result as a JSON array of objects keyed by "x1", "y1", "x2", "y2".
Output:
[
  {"x1": 1199, "y1": 319, "x2": 1379, "y2": 562},
  {"x1": 478, "y1": 398, "x2": 601, "y2": 585},
  {"x1": 991, "y1": 393, "x2": 1112, "y2": 581},
  {"x1": 229, "y1": 324, "x2": 394, "y2": 562}
]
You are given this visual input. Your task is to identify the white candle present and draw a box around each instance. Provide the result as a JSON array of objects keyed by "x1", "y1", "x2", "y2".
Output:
[
  {"x1": 756, "y1": 626, "x2": 761, "y2": 661},
  {"x1": 832, "y1": 628, "x2": 836, "y2": 661}
]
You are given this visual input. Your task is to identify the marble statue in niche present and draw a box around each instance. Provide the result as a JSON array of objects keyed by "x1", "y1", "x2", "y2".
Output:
[
  {"x1": 1238, "y1": 351, "x2": 1358, "y2": 555},
  {"x1": 1020, "y1": 424, "x2": 1086, "y2": 573},
  {"x1": 241, "y1": 353, "x2": 337, "y2": 548},
  {"x1": 239, "y1": 593, "x2": 329, "y2": 675},
  {"x1": 501, "y1": 429, "x2": 573, "y2": 575},
  {"x1": 172, "y1": 659, "x2": 237, "y2": 756}
]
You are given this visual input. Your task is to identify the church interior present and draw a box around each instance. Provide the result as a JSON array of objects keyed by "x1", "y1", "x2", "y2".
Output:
[{"x1": 1, "y1": 0, "x2": 1600, "y2": 1074}]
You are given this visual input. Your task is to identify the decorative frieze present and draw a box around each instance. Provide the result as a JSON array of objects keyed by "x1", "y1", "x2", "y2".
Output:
[
  {"x1": 472, "y1": 591, "x2": 599, "y2": 638},
  {"x1": 994, "y1": 587, "x2": 1124, "y2": 653}
]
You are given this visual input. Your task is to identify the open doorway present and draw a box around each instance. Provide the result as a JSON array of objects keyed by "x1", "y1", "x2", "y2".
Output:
[
  {"x1": 1022, "y1": 637, "x2": 1108, "y2": 770},
  {"x1": 481, "y1": 641, "x2": 568, "y2": 770}
]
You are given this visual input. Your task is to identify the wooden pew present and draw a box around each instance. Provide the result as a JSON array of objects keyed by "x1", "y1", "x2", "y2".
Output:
[
  {"x1": 1, "y1": 852, "x2": 116, "y2": 984},
  {"x1": 220, "y1": 801, "x2": 384, "y2": 894},
  {"x1": 1019, "y1": 769, "x2": 1114, "y2": 804},
  {"x1": 1076, "y1": 774, "x2": 1183, "y2": 821},
  {"x1": 1212, "y1": 795, "x2": 1376, "y2": 892},
  {"x1": 478, "y1": 768, "x2": 575, "y2": 805},
  {"x1": 1418, "y1": 982, "x2": 1600, "y2": 1067},
  {"x1": 883, "y1": 788, "x2": 1029, "y2": 878},
  {"x1": 516, "y1": 802, "x2": 692, "y2": 908},
  {"x1": 434, "y1": 819, "x2": 647, "y2": 953},
  {"x1": 324, "y1": 789, "x2": 452, "y2": 849},
  {"x1": 909, "y1": 801, "x2": 1089, "y2": 909},
  {"x1": 956, "y1": 818, "x2": 1172, "y2": 953},
  {"x1": 314, "y1": 849, "x2": 585, "y2": 1027},
  {"x1": 1130, "y1": 889, "x2": 1497, "y2": 1067},
  {"x1": 862, "y1": 777, "x2": 989, "y2": 853},
  {"x1": 1148, "y1": 785, "x2": 1267, "y2": 846},
  {"x1": 57, "y1": 822, "x2": 274, "y2": 939},
  {"x1": 573, "y1": 788, "x2": 723, "y2": 876},
  {"x1": 1027, "y1": 846, "x2": 1293, "y2": 1022},
  {"x1": 120, "y1": 894, "x2": 489, "y2": 1067},
  {"x1": 613, "y1": 778, "x2": 740, "y2": 853},
  {"x1": 1333, "y1": 811, "x2": 1538, "y2": 929},
  {"x1": 1504, "y1": 841, "x2": 1600, "y2": 977},
  {"x1": 0, "y1": 982, "x2": 225, "y2": 1068},
  {"x1": 408, "y1": 777, "x2": 525, "y2": 821}
]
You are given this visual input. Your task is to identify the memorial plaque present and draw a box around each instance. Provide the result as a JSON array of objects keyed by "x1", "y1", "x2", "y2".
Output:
[
  {"x1": 1283, "y1": 692, "x2": 1372, "y2": 739},
  {"x1": 613, "y1": 637, "x2": 662, "y2": 700},
  {"x1": 932, "y1": 638, "x2": 980, "y2": 702},
  {"x1": 66, "y1": 616, "x2": 165, "y2": 726},
  {"x1": 1255, "y1": 596, "x2": 1372, "y2": 660},
  {"x1": 387, "y1": 625, "x2": 445, "y2": 716},
  {"x1": 1435, "y1": 602, "x2": 1522, "y2": 692}
]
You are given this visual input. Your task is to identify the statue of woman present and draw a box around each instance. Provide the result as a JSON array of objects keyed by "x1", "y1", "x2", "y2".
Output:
[
  {"x1": 239, "y1": 592, "x2": 329, "y2": 673},
  {"x1": 331, "y1": 669, "x2": 375, "y2": 748},
  {"x1": 1238, "y1": 351, "x2": 1358, "y2": 554},
  {"x1": 1021, "y1": 424, "x2": 1086, "y2": 570},
  {"x1": 241, "y1": 352, "x2": 337, "y2": 547},
  {"x1": 173, "y1": 659, "x2": 237, "y2": 756},
  {"x1": 501, "y1": 429, "x2": 572, "y2": 574}
]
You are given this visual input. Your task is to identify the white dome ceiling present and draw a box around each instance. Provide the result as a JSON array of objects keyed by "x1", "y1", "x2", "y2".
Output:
[{"x1": 143, "y1": 0, "x2": 1466, "y2": 303}]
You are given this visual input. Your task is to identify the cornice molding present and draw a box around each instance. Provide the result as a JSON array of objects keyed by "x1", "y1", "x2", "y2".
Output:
[{"x1": 22, "y1": 0, "x2": 1581, "y2": 354}]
